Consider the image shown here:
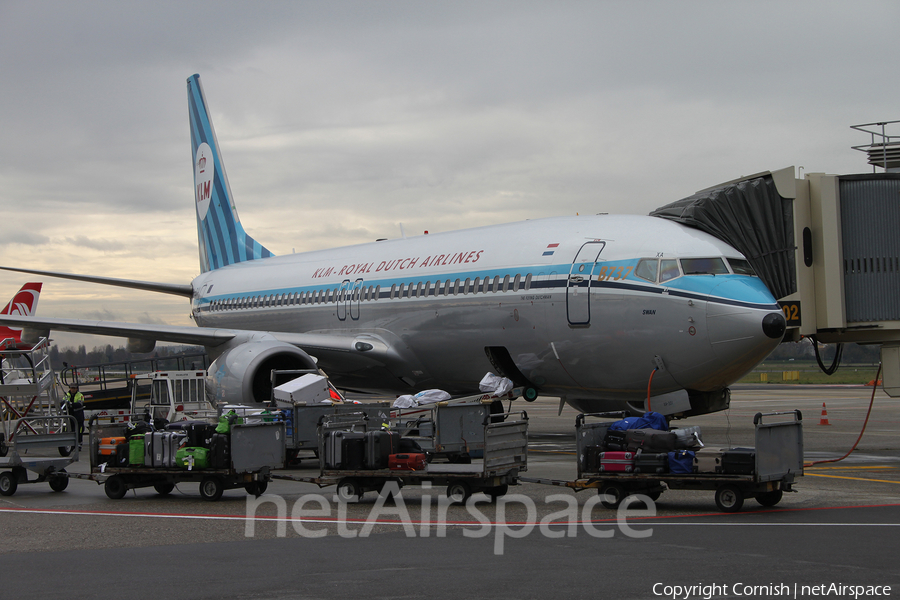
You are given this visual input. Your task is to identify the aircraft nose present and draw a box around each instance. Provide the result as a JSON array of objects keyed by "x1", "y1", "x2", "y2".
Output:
[{"x1": 762, "y1": 311, "x2": 786, "y2": 339}]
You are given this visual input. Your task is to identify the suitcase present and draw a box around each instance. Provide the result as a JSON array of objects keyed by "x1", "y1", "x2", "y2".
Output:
[
  {"x1": 365, "y1": 430, "x2": 400, "y2": 469},
  {"x1": 209, "y1": 433, "x2": 230, "y2": 469},
  {"x1": 114, "y1": 443, "x2": 130, "y2": 467},
  {"x1": 634, "y1": 452, "x2": 669, "y2": 474},
  {"x1": 100, "y1": 436, "x2": 126, "y2": 456},
  {"x1": 693, "y1": 447, "x2": 726, "y2": 473},
  {"x1": 603, "y1": 429, "x2": 628, "y2": 451},
  {"x1": 671, "y1": 425, "x2": 703, "y2": 449},
  {"x1": 324, "y1": 431, "x2": 365, "y2": 469},
  {"x1": 398, "y1": 437, "x2": 424, "y2": 453},
  {"x1": 176, "y1": 446, "x2": 209, "y2": 470},
  {"x1": 625, "y1": 429, "x2": 677, "y2": 453},
  {"x1": 129, "y1": 435, "x2": 145, "y2": 466},
  {"x1": 388, "y1": 453, "x2": 428, "y2": 471},
  {"x1": 145, "y1": 432, "x2": 187, "y2": 467},
  {"x1": 599, "y1": 450, "x2": 635, "y2": 473},
  {"x1": 186, "y1": 423, "x2": 215, "y2": 448},
  {"x1": 668, "y1": 450, "x2": 694, "y2": 474},
  {"x1": 722, "y1": 447, "x2": 756, "y2": 475},
  {"x1": 582, "y1": 445, "x2": 603, "y2": 474}
]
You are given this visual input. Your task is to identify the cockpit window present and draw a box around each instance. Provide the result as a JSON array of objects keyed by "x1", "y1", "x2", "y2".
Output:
[
  {"x1": 727, "y1": 258, "x2": 757, "y2": 276},
  {"x1": 659, "y1": 259, "x2": 680, "y2": 282},
  {"x1": 680, "y1": 257, "x2": 729, "y2": 275},
  {"x1": 635, "y1": 258, "x2": 659, "y2": 282}
]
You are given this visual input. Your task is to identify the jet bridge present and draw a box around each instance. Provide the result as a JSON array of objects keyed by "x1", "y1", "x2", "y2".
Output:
[{"x1": 651, "y1": 120, "x2": 900, "y2": 396}]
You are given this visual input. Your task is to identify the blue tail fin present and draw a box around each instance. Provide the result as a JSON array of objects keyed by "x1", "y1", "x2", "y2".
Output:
[{"x1": 187, "y1": 74, "x2": 273, "y2": 273}]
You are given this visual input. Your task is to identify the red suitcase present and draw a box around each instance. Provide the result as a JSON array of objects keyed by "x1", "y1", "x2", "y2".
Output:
[
  {"x1": 599, "y1": 450, "x2": 635, "y2": 473},
  {"x1": 388, "y1": 453, "x2": 427, "y2": 471}
]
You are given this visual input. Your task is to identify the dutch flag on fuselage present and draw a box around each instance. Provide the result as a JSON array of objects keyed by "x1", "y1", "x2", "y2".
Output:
[{"x1": 187, "y1": 74, "x2": 273, "y2": 273}]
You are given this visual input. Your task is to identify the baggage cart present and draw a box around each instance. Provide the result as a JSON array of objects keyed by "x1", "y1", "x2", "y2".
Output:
[
  {"x1": 0, "y1": 415, "x2": 78, "y2": 496},
  {"x1": 72, "y1": 419, "x2": 285, "y2": 501},
  {"x1": 521, "y1": 410, "x2": 803, "y2": 513},
  {"x1": 274, "y1": 407, "x2": 528, "y2": 503}
]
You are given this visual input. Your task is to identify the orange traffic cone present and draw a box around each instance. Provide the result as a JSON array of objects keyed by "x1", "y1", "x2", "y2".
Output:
[{"x1": 819, "y1": 402, "x2": 830, "y2": 426}]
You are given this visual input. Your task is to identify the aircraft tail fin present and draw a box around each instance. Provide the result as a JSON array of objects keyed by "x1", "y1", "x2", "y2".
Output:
[
  {"x1": 0, "y1": 283, "x2": 41, "y2": 344},
  {"x1": 187, "y1": 74, "x2": 273, "y2": 273}
]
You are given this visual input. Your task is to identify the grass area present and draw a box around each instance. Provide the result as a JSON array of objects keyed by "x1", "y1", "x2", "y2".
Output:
[{"x1": 739, "y1": 361, "x2": 881, "y2": 385}]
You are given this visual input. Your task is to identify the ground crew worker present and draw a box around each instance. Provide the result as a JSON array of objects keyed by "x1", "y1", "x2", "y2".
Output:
[{"x1": 64, "y1": 384, "x2": 85, "y2": 447}]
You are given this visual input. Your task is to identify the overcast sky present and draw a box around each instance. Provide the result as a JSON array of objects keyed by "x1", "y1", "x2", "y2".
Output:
[{"x1": 1, "y1": 1, "x2": 897, "y2": 349}]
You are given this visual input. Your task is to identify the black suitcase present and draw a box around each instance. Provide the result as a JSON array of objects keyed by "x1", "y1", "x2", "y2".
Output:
[
  {"x1": 114, "y1": 443, "x2": 130, "y2": 467},
  {"x1": 365, "y1": 430, "x2": 400, "y2": 469},
  {"x1": 209, "y1": 433, "x2": 230, "y2": 469},
  {"x1": 722, "y1": 447, "x2": 756, "y2": 475},
  {"x1": 625, "y1": 429, "x2": 677, "y2": 453},
  {"x1": 634, "y1": 452, "x2": 669, "y2": 474},
  {"x1": 342, "y1": 436, "x2": 365, "y2": 470},
  {"x1": 324, "y1": 431, "x2": 366, "y2": 469},
  {"x1": 186, "y1": 423, "x2": 215, "y2": 448},
  {"x1": 603, "y1": 429, "x2": 627, "y2": 451},
  {"x1": 582, "y1": 445, "x2": 603, "y2": 474}
]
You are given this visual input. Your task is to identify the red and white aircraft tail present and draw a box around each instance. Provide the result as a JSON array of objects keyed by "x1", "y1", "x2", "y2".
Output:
[{"x1": 0, "y1": 283, "x2": 42, "y2": 346}]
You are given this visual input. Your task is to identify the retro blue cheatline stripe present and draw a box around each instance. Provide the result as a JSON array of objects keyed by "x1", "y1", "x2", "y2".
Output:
[{"x1": 199, "y1": 268, "x2": 781, "y2": 312}]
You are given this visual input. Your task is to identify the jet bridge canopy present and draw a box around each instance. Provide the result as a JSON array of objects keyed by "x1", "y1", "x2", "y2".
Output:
[{"x1": 650, "y1": 170, "x2": 797, "y2": 301}]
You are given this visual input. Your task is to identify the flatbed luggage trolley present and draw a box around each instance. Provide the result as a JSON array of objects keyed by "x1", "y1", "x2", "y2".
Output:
[
  {"x1": 522, "y1": 410, "x2": 804, "y2": 513},
  {"x1": 276, "y1": 407, "x2": 529, "y2": 503},
  {"x1": 80, "y1": 418, "x2": 285, "y2": 501}
]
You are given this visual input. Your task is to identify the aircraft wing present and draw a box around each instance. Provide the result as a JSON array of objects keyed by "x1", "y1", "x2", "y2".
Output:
[
  {"x1": 0, "y1": 314, "x2": 236, "y2": 347},
  {"x1": 0, "y1": 314, "x2": 418, "y2": 376},
  {"x1": 0, "y1": 266, "x2": 194, "y2": 298}
]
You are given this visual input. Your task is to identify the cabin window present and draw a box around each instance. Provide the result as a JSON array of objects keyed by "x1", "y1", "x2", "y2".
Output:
[
  {"x1": 681, "y1": 257, "x2": 729, "y2": 276},
  {"x1": 659, "y1": 260, "x2": 680, "y2": 283},
  {"x1": 635, "y1": 258, "x2": 659, "y2": 283},
  {"x1": 727, "y1": 258, "x2": 756, "y2": 276}
]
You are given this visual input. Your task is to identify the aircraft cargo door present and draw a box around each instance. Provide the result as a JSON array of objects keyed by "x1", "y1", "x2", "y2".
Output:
[{"x1": 567, "y1": 241, "x2": 605, "y2": 326}]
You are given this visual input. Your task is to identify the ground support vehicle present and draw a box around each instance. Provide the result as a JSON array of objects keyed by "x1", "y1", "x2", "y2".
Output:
[
  {"x1": 75, "y1": 420, "x2": 285, "y2": 501},
  {"x1": 0, "y1": 414, "x2": 78, "y2": 496},
  {"x1": 520, "y1": 410, "x2": 804, "y2": 513},
  {"x1": 388, "y1": 389, "x2": 522, "y2": 462},
  {"x1": 274, "y1": 408, "x2": 528, "y2": 502},
  {"x1": 0, "y1": 337, "x2": 74, "y2": 456}
]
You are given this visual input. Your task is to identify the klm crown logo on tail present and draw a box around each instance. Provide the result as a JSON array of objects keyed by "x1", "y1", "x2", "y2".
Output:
[{"x1": 187, "y1": 74, "x2": 273, "y2": 273}]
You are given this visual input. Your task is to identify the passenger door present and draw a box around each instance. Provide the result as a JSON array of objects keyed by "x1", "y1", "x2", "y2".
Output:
[{"x1": 567, "y1": 241, "x2": 606, "y2": 326}]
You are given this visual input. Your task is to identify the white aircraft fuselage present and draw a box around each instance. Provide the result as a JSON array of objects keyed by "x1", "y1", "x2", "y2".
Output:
[{"x1": 190, "y1": 213, "x2": 784, "y2": 411}]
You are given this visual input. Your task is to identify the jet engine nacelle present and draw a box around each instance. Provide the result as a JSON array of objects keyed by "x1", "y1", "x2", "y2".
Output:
[{"x1": 207, "y1": 339, "x2": 318, "y2": 405}]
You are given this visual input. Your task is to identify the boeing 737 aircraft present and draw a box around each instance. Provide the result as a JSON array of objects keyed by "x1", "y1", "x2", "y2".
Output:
[{"x1": 0, "y1": 75, "x2": 786, "y2": 415}]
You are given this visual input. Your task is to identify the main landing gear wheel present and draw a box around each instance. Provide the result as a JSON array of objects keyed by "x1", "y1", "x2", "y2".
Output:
[
  {"x1": 446, "y1": 481, "x2": 472, "y2": 504},
  {"x1": 523, "y1": 387, "x2": 539, "y2": 402},
  {"x1": 599, "y1": 483, "x2": 629, "y2": 509},
  {"x1": 154, "y1": 482, "x2": 176, "y2": 496},
  {"x1": 49, "y1": 471, "x2": 69, "y2": 492},
  {"x1": 754, "y1": 489, "x2": 783, "y2": 507},
  {"x1": 336, "y1": 478, "x2": 361, "y2": 502},
  {"x1": 104, "y1": 475, "x2": 127, "y2": 500},
  {"x1": 200, "y1": 476, "x2": 224, "y2": 502},
  {"x1": 0, "y1": 471, "x2": 18, "y2": 496},
  {"x1": 715, "y1": 485, "x2": 744, "y2": 513}
]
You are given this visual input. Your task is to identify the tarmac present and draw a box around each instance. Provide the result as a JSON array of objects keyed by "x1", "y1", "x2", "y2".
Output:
[{"x1": 1, "y1": 384, "x2": 898, "y2": 599}]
